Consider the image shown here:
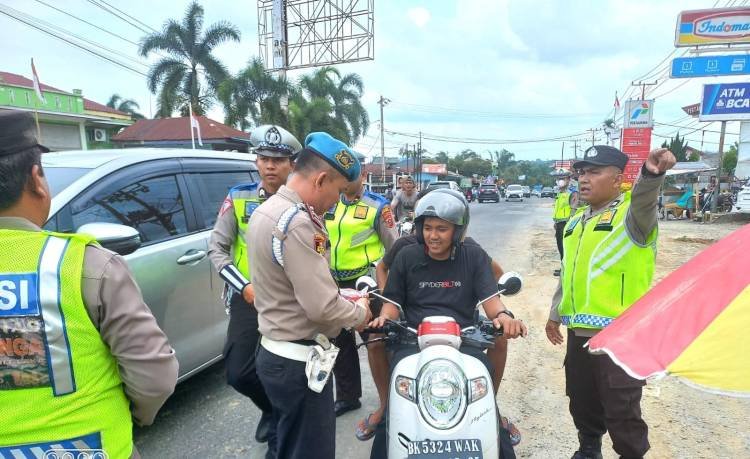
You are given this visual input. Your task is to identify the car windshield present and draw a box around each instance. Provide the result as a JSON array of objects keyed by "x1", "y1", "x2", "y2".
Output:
[
  {"x1": 44, "y1": 167, "x2": 91, "y2": 197},
  {"x1": 508, "y1": 185, "x2": 522, "y2": 191}
]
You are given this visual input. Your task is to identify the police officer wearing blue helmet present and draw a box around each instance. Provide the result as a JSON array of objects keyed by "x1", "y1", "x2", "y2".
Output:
[{"x1": 246, "y1": 132, "x2": 372, "y2": 459}]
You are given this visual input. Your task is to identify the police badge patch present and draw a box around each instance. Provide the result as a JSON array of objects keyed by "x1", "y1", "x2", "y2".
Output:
[
  {"x1": 314, "y1": 233, "x2": 327, "y2": 256},
  {"x1": 265, "y1": 126, "x2": 282, "y2": 146},
  {"x1": 335, "y1": 150, "x2": 354, "y2": 170},
  {"x1": 381, "y1": 206, "x2": 395, "y2": 228},
  {"x1": 354, "y1": 205, "x2": 368, "y2": 219}
]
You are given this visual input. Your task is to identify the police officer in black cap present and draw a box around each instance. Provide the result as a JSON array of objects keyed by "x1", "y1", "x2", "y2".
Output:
[{"x1": 546, "y1": 145, "x2": 675, "y2": 459}]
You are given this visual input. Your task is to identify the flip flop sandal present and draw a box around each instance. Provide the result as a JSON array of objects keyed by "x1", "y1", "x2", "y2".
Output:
[
  {"x1": 501, "y1": 416, "x2": 522, "y2": 447},
  {"x1": 355, "y1": 413, "x2": 379, "y2": 441}
]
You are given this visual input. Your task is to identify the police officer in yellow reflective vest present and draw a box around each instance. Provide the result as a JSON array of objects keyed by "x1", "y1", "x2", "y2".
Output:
[
  {"x1": 208, "y1": 125, "x2": 302, "y2": 444},
  {"x1": 552, "y1": 170, "x2": 578, "y2": 277},
  {"x1": 325, "y1": 156, "x2": 397, "y2": 417},
  {"x1": 0, "y1": 111, "x2": 178, "y2": 458},
  {"x1": 545, "y1": 145, "x2": 675, "y2": 459}
]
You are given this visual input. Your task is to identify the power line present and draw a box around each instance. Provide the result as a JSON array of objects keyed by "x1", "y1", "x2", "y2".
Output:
[
  {"x1": 85, "y1": 0, "x2": 153, "y2": 34},
  {"x1": 94, "y1": 0, "x2": 158, "y2": 33},
  {"x1": 0, "y1": 4, "x2": 148, "y2": 76},
  {"x1": 33, "y1": 0, "x2": 140, "y2": 47},
  {"x1": 385, "y1": 128, "x2": 589, "y2": 145},
  {"x1": 388, "y1": 100, "x2": 603, "y2": 119}
]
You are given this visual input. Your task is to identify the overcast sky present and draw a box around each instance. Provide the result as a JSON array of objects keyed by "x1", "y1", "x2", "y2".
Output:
[{"x1": 1, "y1": 0, "x2": 744, "y2": 161}]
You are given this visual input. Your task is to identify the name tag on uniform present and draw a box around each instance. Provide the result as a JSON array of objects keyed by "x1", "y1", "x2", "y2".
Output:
[
  {"x1": 354, "y1": 205, "x2": 369, "y2": 219},
  {"x1": 244, "y1": 202, "x2": 259, "y2": 219},
  {"x1": 0, "y1": 274, "x2": 39, "y2": 317},
  {"x1": 564, "y1": 217, "x2": 581, "y2": 237}
]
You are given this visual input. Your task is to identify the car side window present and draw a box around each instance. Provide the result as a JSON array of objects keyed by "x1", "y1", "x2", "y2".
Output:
[
  {"x1": 71, "y1": 175, "x2": 188, "y2": 244},
  {"x1": 194, "y1": 171, "x2": 257, "y2": 229}
]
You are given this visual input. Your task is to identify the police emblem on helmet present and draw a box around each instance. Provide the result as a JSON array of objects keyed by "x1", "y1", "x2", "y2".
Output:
[
  {"x1": 335, "y1": 150, "x2": 353, "y2": 169},
  {"x1": 587, "y1": 147, "x2": 598, "y2": 158},
  {"x1": 265, "y1": 126, "x2": 282, "y2": 146}
]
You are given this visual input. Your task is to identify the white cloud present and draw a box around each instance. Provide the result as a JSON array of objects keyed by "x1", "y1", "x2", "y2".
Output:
[{"x1": 407, "y1": 7, "x2": 432, "y2": 28}]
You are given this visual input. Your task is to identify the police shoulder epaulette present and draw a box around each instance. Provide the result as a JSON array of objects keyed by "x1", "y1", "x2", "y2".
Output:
[
  {"x1": 272, "y1": 202, "x2": 307, "y2": 267},
  {"x1": 361, "y1": 190, "x2": 387, "y2": 209}
]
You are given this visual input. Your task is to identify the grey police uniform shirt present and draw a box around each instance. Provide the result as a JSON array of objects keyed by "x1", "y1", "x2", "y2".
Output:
[
  {"x1": 247, "y1": 185, "x2": 367, "y2": 341},
  {"x1": 548, "y1": 166, "x2": 666, "y2": 337},
  {"x1": 390, "y1": 189, "x2": 419, "y2": 221},
  {"x1": 0, "y1": 217, "x2": 178, "y2": 427}
]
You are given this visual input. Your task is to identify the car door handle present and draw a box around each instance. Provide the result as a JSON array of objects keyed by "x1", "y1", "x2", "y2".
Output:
[{"x1": 177, "y1": 249, "x2": 207, "y2": 265}]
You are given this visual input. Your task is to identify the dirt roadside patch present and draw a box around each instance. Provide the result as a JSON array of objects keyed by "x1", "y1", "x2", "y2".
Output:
[{"x1": 500, "y1": 219, "x2": 750, "y2": 458}]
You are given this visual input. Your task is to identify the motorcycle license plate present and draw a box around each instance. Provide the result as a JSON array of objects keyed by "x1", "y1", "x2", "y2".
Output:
[{"x1": 406, "y1": 439, "x2": 483, "y2": 459}]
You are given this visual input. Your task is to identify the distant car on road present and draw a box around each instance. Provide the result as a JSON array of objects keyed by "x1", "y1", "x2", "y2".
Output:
[
  {"x1": 506, "y1": 184, "x2": 524, "y2": 202},
  {"x1": 541, "y1": 187, "x2": 556, "y2": 198},
  {"x1": 43, "y1": 148, "x2": 259, "y2": 383},
  {"x1": 531, "y1": 188, "x2": 541, "y2": 198},
  {"x1": 522, "y1": 186, "x2": 531, "y2": 197},
  {"x1": 425, "y1": 180, "x2": 460, "y2": 193},
  {"x1": 478, "y1": 184, "x2": 500, "y2": 203}
]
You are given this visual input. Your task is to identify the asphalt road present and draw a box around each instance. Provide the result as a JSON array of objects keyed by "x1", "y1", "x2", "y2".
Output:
[{"x1": 134, "y1": 196, "x2": 554, "y2": 459}]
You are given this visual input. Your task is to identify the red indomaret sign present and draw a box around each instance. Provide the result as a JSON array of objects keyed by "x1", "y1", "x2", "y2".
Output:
[{"x1": 620, "y1": 128, "x2": 652, "y2": 183}]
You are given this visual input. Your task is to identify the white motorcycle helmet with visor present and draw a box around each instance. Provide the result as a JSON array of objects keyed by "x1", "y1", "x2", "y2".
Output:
[{"x1": 414, "y1": 188, "x2": 470, "y2": 246}]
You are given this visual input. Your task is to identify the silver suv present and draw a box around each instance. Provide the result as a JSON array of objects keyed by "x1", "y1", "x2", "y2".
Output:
[{"x1": 42, "y1": 148, "x2": 259, "y2": 381}]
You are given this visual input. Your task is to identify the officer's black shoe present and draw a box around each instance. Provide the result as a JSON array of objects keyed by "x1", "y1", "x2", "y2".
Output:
[
  {"x1": 553, "y1": 269, "x2": 561, "y2": 277},
  {"x1": 571, "y1": 434, "x2": 603, "y2": 459},
  {"x1": 334, "y1": 399, "x2": 362, "y2": 417},
  {"x1": 255, "y1": 411, "x2": 273, "y2": 443}
]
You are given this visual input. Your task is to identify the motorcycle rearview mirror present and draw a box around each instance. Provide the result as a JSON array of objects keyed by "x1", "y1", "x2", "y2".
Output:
[
  {"x1": 498, "y1": 271, "x2": 523, "y2": 296},
  {"x1": 355, "y1": 275, "x2": 378, "y2": 292}
]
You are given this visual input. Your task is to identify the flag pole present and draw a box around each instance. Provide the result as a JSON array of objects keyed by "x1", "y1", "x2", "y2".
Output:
[{"x1": 188, "y1": 103, "x2": 196, "y2": 150}]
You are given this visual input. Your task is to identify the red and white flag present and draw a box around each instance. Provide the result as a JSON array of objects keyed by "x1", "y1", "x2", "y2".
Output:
[
  {"x1": 188, "y1": 104, "x2": 203, "y2": 147},
  {"x1": 614, "y1": 91, "x2": 621, "y2": 110},
  {"x1": 31, "y1": 58, "x2": 46, "y2": 104}
]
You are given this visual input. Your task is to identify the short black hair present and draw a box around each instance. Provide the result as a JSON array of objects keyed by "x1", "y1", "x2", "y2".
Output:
[
  {"x1": 293, "y1": 148, "x2": 336, "y2": 177},
  {"x1": 0, "y1": 147, "x2": 44, "y2": 211}
]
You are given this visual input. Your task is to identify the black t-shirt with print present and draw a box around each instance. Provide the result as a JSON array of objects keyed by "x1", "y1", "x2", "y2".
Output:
[{"x1": 382, "y1": 241, "x2": 497, "y2": 328}]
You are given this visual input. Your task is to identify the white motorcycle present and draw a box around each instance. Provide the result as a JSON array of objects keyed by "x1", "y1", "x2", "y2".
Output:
[
  {"x1": 356, "y1": 272, "x2": 523, "y2": 459},
  {"x1": 396, "y1": 211, "x2": 415, "y2": 237}
]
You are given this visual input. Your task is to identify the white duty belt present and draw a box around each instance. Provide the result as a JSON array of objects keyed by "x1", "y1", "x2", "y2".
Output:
[
  {"x1": 260, "y1": 334, "x2": 340, "y2": 393},
  {"x1": 260, "y1": 335, "x2": 311, "y2": 362}
]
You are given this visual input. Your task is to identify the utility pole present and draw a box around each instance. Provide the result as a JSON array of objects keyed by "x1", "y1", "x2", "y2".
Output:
[
  {"x1": 631, "y1": 80, "x2": 658, "y2": 100},
  {"x1": 418, "y1": 131, "x2": 422, "y2": 188},
  {"x1": 271, "y1": 0, "x2": 289, "y2": 111},
  {"x1": 711, "y1": 120, "x2": 728, "y2": 214},
  {"x1": 378, "y1": 95, "x2": 390, "y2": 183}
]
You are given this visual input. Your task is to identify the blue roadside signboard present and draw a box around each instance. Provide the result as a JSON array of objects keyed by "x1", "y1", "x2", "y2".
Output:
[
  {"x1": 700, "y1": 82, "x2": 750, "y2": 121},
  {"x1": 671, "y1": 55, "x2": 750, "y2": 78}
]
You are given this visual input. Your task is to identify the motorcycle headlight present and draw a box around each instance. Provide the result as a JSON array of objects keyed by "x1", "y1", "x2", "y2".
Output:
[{"x1": 417, "y1": 359, "x2": 467, "y2": 430}]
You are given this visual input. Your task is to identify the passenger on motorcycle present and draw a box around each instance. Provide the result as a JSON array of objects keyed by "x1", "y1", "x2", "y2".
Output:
[
  {"x1": 368, "y1": 188, "x2": 527, "y2": 459},
  {"x1": 390, "y1": 175, "x2": 418, "y2": 221}
]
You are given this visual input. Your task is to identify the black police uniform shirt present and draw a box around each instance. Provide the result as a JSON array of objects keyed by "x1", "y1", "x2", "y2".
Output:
[
  {"x1": 382, "y1": 235, "x2": 481, "y2": 268},
  {"x1": 382, "y1": 240, "x2": 497, "y2": 329}
]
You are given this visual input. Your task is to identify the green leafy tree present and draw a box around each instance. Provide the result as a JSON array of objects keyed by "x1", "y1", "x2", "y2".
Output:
[
  {"x1": 660, "y1": 133, "x2": 689, "y2": 162},
  {"x1": 106, "y1": 94, "x2": 144, "y2": 119},
  {"x1": 723, "y1": 141, "x2": 739, "y2": 176},
  {"x1": 139, "y1": 1, "x2": 240, "y2": 117},
  {"x1": 218, "y1": 58, "x2": 290, "y2": 130}
]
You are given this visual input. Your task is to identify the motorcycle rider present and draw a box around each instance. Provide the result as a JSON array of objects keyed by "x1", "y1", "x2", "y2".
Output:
[
  {"x1": 390, "y1": 175, "x2": 418, "y2": 221},
  {"x1": 369, "y1": 188, "x2": 527, "y2": 459}
]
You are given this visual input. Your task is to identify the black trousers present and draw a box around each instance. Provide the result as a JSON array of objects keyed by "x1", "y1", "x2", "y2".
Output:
[
  {"x1": 565, "y1": 329, "x2": 649, "y2": 458},
  {"x1": 333, "y1": 278, "x2": 362, "y2": 402},
  {"x1": 555, "y1": 220, "x2": 567, "y2": 260},
  {"x1": 370, "y1": 345, "x2": 515, "y2": 459},
  {"x1": 257, "y1": 346, "x2": 336, "y2": 459},
  {"x1": 224, "y1": 292, "x2": 272, "y2": 414}
]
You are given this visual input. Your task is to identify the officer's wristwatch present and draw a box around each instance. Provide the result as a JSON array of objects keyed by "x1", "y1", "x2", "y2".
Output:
[{"x1": 496, "y1": 309, "x2": 515, "y2": 320}]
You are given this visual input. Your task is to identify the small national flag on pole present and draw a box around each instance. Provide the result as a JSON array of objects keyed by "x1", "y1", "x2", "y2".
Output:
[
  {"x1": 31, "y1": 58, "x2": 46, "y2": 105},
  {"x1": 188, "y1": 104, "x2": 203, "y2": 148},
  {"x1": 614, "y1": 91, "x2": 620, "y2": 110}
]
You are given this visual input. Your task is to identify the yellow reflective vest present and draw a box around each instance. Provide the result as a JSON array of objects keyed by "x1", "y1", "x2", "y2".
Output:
[
  {"x1": 230, "y1": 184, "x2": 264, "y2": 280},
  {"x1": 326, "y1": 191, "x2": 388, "y2": 281},
  {"x1": 553, "y1": 191, "x2": 573, "y2": 222},
  {"x1": 558, "y1": 192, "x2": 657, "y2": 330},
  {"x1": 0, "y1": 229, "x2": 132, "y2": 458}
]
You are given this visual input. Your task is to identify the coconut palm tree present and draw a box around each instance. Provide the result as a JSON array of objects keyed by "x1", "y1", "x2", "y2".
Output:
[
  {"x1": 106, "y1": 94, "x2": 145, "y2": 119},
  {"x1": 139, "y1": 1, "x2": 240, "y2": 117},
  {"x1": 218, "y1": 57, "x2": 290, "y2": 130},
  {"x1": 297, "y1": 66, "x2": 369, "y2": 144}
]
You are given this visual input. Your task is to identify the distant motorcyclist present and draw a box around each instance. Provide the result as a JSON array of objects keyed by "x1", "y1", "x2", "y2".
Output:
[{"x1": 390, "y1": 175, "x2": 418, "y2": 221}]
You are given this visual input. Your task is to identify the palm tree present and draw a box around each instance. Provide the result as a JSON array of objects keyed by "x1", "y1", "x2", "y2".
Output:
[
  {"x1": 298, "y1": 66, "x2": 370, "y2": 144},
  {"x1": 218, "y1": 58, "x2": 290, "y2": 130},
  {"x1": 139, "y1": 1, "x2": 240, "y2": 117},
  {"x1": 106, "y1": 94, "x2": 145, "y2": 119}
]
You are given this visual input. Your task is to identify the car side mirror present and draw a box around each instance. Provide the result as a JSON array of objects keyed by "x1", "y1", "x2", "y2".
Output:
[
  {"x1": 498, "y1": 271, "x2": 523, "y2": 296},
  {"x1": 77, "y1": 222, "x2": 142, "y2": 256}
]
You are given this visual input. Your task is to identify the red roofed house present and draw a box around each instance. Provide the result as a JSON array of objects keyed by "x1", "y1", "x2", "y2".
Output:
[
  {"x1": 112, "y1": 116, "x2": 252, "y2": 152},
  {"x1": 0, "y1": 71, "x2": 134, "y2": 150}
]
